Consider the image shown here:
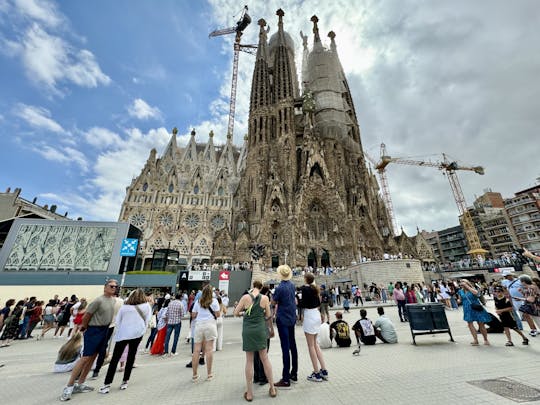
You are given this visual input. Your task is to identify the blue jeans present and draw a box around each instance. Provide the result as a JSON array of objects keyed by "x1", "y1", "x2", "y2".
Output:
[
  {"x1": 19, "y1": 315, "x2": 30, "y2": 338},
  {"x1": 164, "y1": 323, "x2": 181, "y2": 354},
  {"x1": 145, "y1": 328, "x2": 157, "y2": 349},
  {"x1": 276, "y1": 320, "x2": 297, "y2": 382}
]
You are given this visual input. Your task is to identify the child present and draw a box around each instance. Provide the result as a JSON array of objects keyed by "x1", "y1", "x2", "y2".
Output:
[
  {"x1": 72, "y1": 298, "x2": 87, "y2": 334},
  {"x1": 343, "y1": 296, "x2": 350, "y2": 312},
  {"x1": 54, "y1": 332, "x2": 83, "y2": 373},
  {"x1": 493, "y1": 285, "x2": 529, "y2": 346}
]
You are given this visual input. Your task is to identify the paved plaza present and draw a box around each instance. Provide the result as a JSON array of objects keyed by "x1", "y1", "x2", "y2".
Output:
[{"x1": 2, "y1": 302, "x2": 540, "y2": 405}]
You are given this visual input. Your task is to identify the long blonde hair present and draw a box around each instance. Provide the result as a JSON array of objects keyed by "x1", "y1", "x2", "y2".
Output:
[
  {"x1": 199, "y1": 285, "x2": 213, "y2": 309},
  {"x1": 58, "y1": 332, "x2": 83, "y2": 362}
]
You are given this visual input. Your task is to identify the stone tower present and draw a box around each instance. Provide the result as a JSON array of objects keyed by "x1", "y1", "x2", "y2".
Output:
[{"x1": 219, "y1": 10, "x2": 397, "y2": 268}]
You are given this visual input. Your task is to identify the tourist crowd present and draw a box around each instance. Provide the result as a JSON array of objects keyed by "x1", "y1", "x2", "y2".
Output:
[{"x1": 0, "y1": 267, "x2": 539, "y2": 402}]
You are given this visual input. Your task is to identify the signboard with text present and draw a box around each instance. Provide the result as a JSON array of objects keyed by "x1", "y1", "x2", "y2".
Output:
[
  {"x1": 218, "y1": 270, "x2": 230, "y2": 294},
  {"x1": 188, "y1": 271, "x2": 211, "y2": 281}
]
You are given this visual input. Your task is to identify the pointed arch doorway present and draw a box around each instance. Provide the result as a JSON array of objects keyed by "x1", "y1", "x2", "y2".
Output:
[
  {"x1": 307, "y1": 248, "x2": 317, "y2": 268},
  {"x1": 321, "y1": 249, "x2": 330, "y2": 267}
]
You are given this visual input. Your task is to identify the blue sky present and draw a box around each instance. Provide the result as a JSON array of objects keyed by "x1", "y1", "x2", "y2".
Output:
[{"x1": 1, "y1": 0, "x2": 539, "y2": 234}]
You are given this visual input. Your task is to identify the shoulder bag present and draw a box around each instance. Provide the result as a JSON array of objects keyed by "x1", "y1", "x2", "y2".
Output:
[{"x1": 465, "y1": 293, "x2": 483, "y2": 311}]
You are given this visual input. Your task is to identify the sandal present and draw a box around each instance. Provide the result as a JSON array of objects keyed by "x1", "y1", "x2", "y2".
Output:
[
  {"x1": 207, "y1": 373, "x2": 214, "y2": 381},
  {"x1": 244, "y1": 392, "x2": 253, "y2": 402},
  {"x1": 470, "y1": 342, "x2": 479, "y2": 346},
  {"x1": 269, "y1": 386, "x2": 277, "y2": 398},
  {"x1": 505, "y1": 341, "x2": 514, "y2": 347},
  {"x1": 523, "y1": 339, "x2": 529, "y2": 345},
  {"x1": 192, "y1": 375, "x2": 199, "y2": 383}
]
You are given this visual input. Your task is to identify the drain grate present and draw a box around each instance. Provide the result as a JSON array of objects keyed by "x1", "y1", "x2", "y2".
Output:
[{"x1": 468, "y1": 377, "x2": 540, "y2": 403}]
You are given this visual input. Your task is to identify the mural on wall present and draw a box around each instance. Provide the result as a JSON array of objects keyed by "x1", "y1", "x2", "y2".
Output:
[{"x1": 3, "y1": 224, "x2": 118, "y2": 272}]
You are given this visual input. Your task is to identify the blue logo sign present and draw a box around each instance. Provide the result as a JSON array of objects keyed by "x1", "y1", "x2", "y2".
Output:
[{"x1": 120, "y1": 238, "x2": 138, "y2": 257}]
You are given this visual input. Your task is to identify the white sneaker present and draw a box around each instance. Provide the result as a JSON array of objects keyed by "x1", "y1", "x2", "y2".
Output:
[
  {"x1": 98, "y1": 385, "x2": 110, "y2": 394},
  {"x1": 120, "y1": 382, "x2": 128, "y2": 390},
  {"x1": 529, "y1": 330, "x2": 538, "y2": 337},
  {"x1": 60, "y1": 386, "x2": 74, "y2": 401}
]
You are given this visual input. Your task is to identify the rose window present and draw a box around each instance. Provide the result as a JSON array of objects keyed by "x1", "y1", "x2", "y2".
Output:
[
  {"x1": 184, "y1": 213, "x2": 200, "y2": 229},
  {"x1": 130, "y1": 213, "x2": 146, "y2": 227}
]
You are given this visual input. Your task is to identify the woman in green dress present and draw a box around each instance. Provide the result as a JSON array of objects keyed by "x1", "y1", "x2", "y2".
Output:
[{"x1": 234, "y1": 280, "x2": 277, "y2": 402}]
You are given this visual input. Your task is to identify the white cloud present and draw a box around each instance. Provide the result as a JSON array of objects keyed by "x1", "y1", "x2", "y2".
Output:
[
  {"x1": 127, "y1": 98, "x2": 163, "y2": 120},
  {"x1": 48, "y1": 127, "x2": 172, "y2": 221},
  {"x1": 32, "y1": 144, "x2": 89, "y2": 172},
  {"x1": 16, "y1": 24, "x2": 110, "y2": 92},
  {"x1": 83, "y1": 127, "x2": 123, "y2": 149},
  {"x1": 2, "y1": 2, "x2": 110, "y2": 95},
  {"x1": 14, "y1": 0, "x2": 62, "y2": 28},
  {"x1": 14, "y1": 103, "x2": 64, "y2": 133}
]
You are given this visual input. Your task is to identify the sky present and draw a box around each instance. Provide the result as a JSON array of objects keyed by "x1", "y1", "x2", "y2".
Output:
[{"x1": 0, "y1": 0, "x2": 538, "y2": 235}]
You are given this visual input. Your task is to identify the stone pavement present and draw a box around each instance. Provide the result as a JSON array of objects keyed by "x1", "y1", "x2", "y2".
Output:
[{"x1": 2, "y1": 301, "x2": 540, "y2": 405}]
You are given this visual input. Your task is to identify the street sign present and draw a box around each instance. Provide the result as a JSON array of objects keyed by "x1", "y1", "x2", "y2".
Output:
[
  {"x1": 219, "y1": 270, "x2": 230, "y2": 294},
  {"x1": 120, "y1": 238, "x2": 138, "y2": 257}
]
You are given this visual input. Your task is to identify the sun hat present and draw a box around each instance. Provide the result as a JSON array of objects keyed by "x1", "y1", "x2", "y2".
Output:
[{"x1": 277, "y1": 264, "x2": 292, "y2": 281}]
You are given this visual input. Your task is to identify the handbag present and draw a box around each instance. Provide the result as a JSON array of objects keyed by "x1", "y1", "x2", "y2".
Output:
[{"x1": 465, "y1": 293, "x2": 483, "y2": 311}]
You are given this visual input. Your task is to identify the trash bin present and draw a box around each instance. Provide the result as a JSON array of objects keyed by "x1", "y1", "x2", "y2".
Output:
[{"x1": 406, "y1": 303, "x2": 454, "y2": 345}]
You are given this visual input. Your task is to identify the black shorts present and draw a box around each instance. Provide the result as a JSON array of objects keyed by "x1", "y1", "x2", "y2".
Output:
[{"x1": 82, "y1": 326, "x2": 109, "y2": 357}]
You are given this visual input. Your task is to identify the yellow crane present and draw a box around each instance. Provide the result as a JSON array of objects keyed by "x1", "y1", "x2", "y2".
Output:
[{"x1": 369, "y1": 143, "x2": 487, "y2": 255}]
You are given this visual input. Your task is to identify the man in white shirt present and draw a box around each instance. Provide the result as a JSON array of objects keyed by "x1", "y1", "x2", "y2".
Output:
[{"x1": 373, "y1": 307, "x2": 398, "y2": 344}]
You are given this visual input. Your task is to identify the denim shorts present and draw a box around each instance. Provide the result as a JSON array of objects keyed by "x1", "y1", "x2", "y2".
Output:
[{"x1": 82, "y1": 326, "x2": 109, "y2": 356}]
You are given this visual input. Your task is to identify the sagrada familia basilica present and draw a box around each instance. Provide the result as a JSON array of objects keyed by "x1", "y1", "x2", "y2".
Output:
[{"x1": 119, "y1": 10, "x2": 433, "y2": 270}]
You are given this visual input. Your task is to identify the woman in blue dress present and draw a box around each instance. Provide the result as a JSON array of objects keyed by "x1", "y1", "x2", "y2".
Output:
[{"x1": 457, "y1": 279, "x2": 491, "y2": 346}]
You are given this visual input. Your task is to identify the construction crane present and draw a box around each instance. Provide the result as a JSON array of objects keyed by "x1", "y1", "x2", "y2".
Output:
[
  {"x1": 364, "y1": 147, "x2": 398, "y2": 235},
  {"x1": 372, "y1": 143, "x2": 487, "y2": 255},
  {"x1": 209, "y1": 5, "x2": 257, "y2": 139}
]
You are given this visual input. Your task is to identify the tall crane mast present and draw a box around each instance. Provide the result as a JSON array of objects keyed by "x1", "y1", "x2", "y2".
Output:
[
  {"x1": 209, "y1": 6, "x2": 257, "y2": 139},
  {"x1": 373, "y1": 144, "x2": 487, "y2": 255},
  {"x1": 364, "y1": 145, "x2": 398, "y2": 235}
]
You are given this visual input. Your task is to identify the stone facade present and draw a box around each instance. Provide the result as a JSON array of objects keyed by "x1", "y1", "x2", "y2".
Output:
[
  {"x1": 216, "y1": 11, "x2": 398, "y2": 268},
  {"x1": 118, "y1": 129, "x2": 244, "y2": 269},
  {"x1": 120, "y1": 10, "x2": 430, "y2": 269}
]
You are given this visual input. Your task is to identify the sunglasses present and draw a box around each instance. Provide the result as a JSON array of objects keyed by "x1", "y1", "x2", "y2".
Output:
[{"x1": 107, "y1": 284, "x2": 119, "y2": 289}]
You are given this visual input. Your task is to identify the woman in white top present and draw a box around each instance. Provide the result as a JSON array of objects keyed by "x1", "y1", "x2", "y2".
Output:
[
  {"x1": 191, "y1": 285, "x2": 220, "y2": 382},
  {"x1": 99, "y1": 289, "x2": 151, "y2": 393}
]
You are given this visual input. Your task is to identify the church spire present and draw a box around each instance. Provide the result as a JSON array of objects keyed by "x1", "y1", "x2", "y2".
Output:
[
  {"x1": 250, "y1": 18, "x2": 272, "y2": 112},
  {"x1": 311, "y1": 15, "x2": 322, "y2": 50},
  {"x1": 272, "y1": 9, "x2": 297, "y2": 102}
]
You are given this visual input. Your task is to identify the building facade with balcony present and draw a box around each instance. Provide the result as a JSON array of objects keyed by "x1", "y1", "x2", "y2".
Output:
[
  {"x1": 468, "y1": 191, "x2": 518, "y2": 257},
  {"x1": 505, "y1": 184, "x2": 540, "y2": 253}
]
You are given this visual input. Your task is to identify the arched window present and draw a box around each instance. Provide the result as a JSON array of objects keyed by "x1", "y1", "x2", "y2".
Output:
[
  {"x1": 194, "y1": 185, "x2": 199, "y2": 194},
  {"x1": 218, "y1": 186, "x2": 224, "y2": 196},
  {"x1": 142, "y1": 183, "x2": 148, "y2": 192},
  {"x1": 168, "y1": 183, "x2": 174, "y2": 193}
]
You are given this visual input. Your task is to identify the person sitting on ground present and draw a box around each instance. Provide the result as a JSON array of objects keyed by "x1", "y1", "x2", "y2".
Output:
[
  {"x1": 54, "y1": 332, "x2": 83, "y2": 373},
  {"x1": 329, "y1": 312, "x2": 351, "y2": 347},
  {"x1": 483, "y1": 313, "x2": 504, "y2": 334},
  {"x1": 317, "y1": 321, "x2": 332, "y2": 349},
  {"x1": 342, "y1": 296, "x2": 350, "y2": 313},
  {"x1": 373, "y1": 306, "x2": 398, "y2": 344},
  {"x1": 352, "y1": 309, "x2": 376, "y2": 345}
]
